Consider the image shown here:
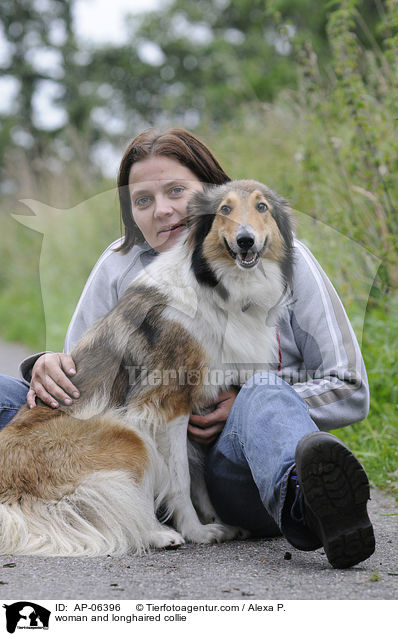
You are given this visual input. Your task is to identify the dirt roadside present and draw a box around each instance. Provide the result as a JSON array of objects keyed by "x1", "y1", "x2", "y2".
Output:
[{"x1": 0, "y1": 339, "x2": 33, "y2": 379}]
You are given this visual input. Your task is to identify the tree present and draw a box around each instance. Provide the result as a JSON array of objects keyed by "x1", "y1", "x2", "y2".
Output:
[
  {"x1": 0, "y1": 0, "x2": 104, "y2": 184},
  {"x1": 0, "y1": 0, "x2": 390, "y2": 188},
  {"x1": 77, "y1": 0, "x2": 386, "y2": 133},
  {"x1": 86, "y1": 0, "x2": 307, "y2": 127}
]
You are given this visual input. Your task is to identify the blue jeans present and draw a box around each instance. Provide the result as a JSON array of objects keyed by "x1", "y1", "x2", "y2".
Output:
[
  {"x1": 0, "y1": 374, "x2": 28, "y2": 429},
  {"x1": 205, "y1": 372, "x2": 320, "y2": 549}
]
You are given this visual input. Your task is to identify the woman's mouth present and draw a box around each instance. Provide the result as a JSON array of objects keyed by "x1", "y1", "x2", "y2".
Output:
[{"x1": 158, "y1": 221, "x2": 187, "y2": 235}]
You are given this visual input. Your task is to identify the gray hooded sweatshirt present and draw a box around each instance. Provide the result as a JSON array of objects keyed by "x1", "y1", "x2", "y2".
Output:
[{"x1": 20, "y1": 237, "x2": 369, "y2": 431}]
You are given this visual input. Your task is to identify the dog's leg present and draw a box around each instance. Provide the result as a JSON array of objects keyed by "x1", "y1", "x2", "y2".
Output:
[
  {"x1": 188, "y1": 440, "x2": 246, "y2": 539},
  {"x1": 137, "y1": 447, "x2": 186, "y2": 550},
  {"x1": 188, "y1": 440, "x2": 219, "y2": 523},
  {"x1": 159, "y1": 415, "x2": 235, "y2": 543}
]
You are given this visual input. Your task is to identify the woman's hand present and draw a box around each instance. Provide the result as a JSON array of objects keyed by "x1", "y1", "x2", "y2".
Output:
[
  {"x1": 188, "y1": 388, "x2": 238, "y2": 445},
  {"x1": 27, "y1": 352, "x2": 79, "y2": 409}
]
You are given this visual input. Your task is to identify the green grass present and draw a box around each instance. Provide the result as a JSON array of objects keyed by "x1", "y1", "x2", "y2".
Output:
[
  {"x1": 333, "y1": 294, "x2": 398, "y2": 499},
  {"x1": 0, "y1": 181, "x2": 120, "y2": 351}
]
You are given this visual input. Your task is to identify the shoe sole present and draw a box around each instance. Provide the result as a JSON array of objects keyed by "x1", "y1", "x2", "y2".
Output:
[{"x1": 295, "y1": 432, "x2": 375, "y2": 569}]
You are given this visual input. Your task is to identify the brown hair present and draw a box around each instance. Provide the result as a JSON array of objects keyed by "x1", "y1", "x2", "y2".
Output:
[{"x1": 116, "y1": 128, "x2": 231, "y2": 252}]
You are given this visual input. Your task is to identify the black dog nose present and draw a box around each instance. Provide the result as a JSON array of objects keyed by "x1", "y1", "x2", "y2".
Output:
[{"x1": 237, "y1": 233, "x2": 255, "y2": 250}]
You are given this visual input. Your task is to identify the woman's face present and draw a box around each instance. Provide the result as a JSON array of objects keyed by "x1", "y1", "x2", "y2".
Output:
[{"x1": 129, "y1": 156, "x2": 203, "y2": 252}]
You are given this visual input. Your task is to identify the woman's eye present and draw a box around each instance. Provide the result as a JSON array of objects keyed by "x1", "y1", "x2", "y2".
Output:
[
  {"x1": 169, "y1": 186, "x2": 185, "y2": 196},
  {"x1": 135, "y1": 196, "x2": 152, "y2": 207},
  {"x1": 256, "y1": 201, "x2": 268, "y2": 212}
]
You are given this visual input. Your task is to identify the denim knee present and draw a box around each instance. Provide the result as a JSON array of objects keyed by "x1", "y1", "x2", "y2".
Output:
[
  {"x1": 242, "y1": 371, "x2": 285, "y2": 390},
  {"x1": 0, "y1": 374, "x2": 28, "y2": 429},
  {"x1": 239, "y1": 371, "x2": 307, "y2": 407},
  {"x1": 228, "y1": 371, "x2": 312, "y2": 437}
]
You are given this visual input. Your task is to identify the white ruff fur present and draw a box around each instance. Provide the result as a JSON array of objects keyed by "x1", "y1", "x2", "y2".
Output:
[{"x1": 136, "y1": 235, "x2": 284, "y2": 402}]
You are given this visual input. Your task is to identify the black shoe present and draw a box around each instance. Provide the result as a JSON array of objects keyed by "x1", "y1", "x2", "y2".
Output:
[{"x1": 295, "y1": 432, "x2": 375, "y2": 569}]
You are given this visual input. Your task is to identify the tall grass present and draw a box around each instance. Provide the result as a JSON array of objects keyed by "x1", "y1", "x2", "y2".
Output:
[
  {"x1": 337, "y1": 296, "x2": 398, "y2": 495},
  {"x1": 0, "y1": 163, "x2": 119, "y2": 350},
  {"x1": 207, "y1": 0, "x2": 398, "y2": 496},
  {"x1": 0, "y1": 0, "x2": 396, "y2": 495}
]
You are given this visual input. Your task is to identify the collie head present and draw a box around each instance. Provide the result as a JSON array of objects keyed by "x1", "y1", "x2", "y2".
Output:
[{"x1": 186, "y1": 179, "x2": 294, "y2": 292}]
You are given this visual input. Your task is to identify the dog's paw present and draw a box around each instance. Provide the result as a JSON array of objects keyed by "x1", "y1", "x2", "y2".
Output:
[
  {"x1": 218, "y1": 523, "x2": 249, "y2": 541},
  {"x1": 148, "y1": 527, "x2": 185, "y2": 550},
  {"x1": 235, "y1": 526, "x2": 252, "y2": 540},
  {"x1": 199, "y1": 515, "x2": 249, "y2": 541},
  {"x1": 183, "y1": 522, "x2": 238, "y2": 544}
]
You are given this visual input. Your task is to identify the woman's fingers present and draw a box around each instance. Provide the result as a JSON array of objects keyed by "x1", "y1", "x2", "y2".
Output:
[
  {"x1": 188, "y1": 389, "x2": 238, "y2": 445},
  {"x1": 26, "y1": 387, "x2": 38, "y2": 409},
  {"x1": 30, "y1": 352, "x2": 79, "y2": 408},
  {"x1": 30, "y1": 380, "x2": 60, "y2": 408},
  {"x1": 187, "y1": 421, "x2": 225, "y2": 445},
  {"x1": 59, "y1": 353, "x2": 77, "y2": 377},
  {"x1": 48, "y1": 357, "x2": 79, "y2": 398},
  {"x1": 36, "y1": 374, "x2": 76, "y2": 406}
]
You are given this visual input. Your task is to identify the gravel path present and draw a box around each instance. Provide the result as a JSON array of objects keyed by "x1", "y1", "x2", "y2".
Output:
[
  {"x1": 0, "y1": 488, "x2": 396, "y2": 600},
  {"x1": 0, "y1": 340, "x2": 397, "y2": 600},
  {"x1": 0, "y1": 339, "x2": 33, "y2": 379}
]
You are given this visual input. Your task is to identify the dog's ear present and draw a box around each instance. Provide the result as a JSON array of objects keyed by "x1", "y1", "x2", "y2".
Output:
[
  {"x1": 268, "y1": 193, "x2": 295, "y2": 290},
  {"x1": 185, "y1": 185, "x2": 224, "y2": 247},
  {"x1": 185, "y1": 185, "x2": 229, "y2": 298},
  {"x1": 186, "y1": 185, "x2": 219, "y2": 222}
]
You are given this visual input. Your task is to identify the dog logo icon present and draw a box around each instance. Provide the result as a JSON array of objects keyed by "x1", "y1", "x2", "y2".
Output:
[{"x1": 3, "y1": 602, "x2": 51, "y2": 633}]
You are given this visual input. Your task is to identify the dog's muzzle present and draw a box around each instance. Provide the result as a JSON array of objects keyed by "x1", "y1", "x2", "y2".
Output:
[{"x1": 224, "y1": 232, "x2": 268, "y2": 269}]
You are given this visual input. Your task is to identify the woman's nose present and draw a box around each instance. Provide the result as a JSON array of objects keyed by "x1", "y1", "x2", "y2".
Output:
[{"x1": 154, "y1": 195, "x2": 174, "y2": 217}]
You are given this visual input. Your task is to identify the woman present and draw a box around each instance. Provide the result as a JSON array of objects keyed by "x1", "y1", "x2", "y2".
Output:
[{"x1": 0, "y1": 128, "x2": 374, "y2": 568}]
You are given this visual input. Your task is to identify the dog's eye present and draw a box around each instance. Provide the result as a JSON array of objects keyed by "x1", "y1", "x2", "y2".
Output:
[
  {"x1": 256, "y1": 201, "x2": 268, "y2": 212},
  {"x1": 220, "y1": 205, "x2": 232, "y2": 215}
]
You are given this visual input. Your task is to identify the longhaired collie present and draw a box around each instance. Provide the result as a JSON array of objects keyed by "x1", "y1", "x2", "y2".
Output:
[{"x1": 0, "y1": 180, "x2": 294, "y2": 556}]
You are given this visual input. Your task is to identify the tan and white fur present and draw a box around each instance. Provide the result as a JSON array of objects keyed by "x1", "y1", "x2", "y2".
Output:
[{"x1": 0, "y1": 180, "x2": 294, "y2": 556}]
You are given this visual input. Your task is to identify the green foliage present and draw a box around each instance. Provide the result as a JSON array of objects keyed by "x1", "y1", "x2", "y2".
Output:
[
  {"x1": 0, "y1": 169, "x2": 118, "y2": 350},
  {"x1": 289, "y1": 0, "x2": 398, "y2": 291},
  {"x1": 0, "y1": 0, "x2": 113, "y2": 183},
  {"x1": 125, "y1": 0, "x2": 299, "y2": 120},
  {"x1": 0, "y1": 0, "x2": 390, "y2": 189},
  {"x1": 332, "y1": 294, "x2": 398, "y2": 498}
]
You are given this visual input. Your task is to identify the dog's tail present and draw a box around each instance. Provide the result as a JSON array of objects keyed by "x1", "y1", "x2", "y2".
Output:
[
  {"x1": 0, "y1": 469, "x2": 160, "y2": 556},
  {"x1": 0, "y1": 407, "x2": 168, "y2": 557}
]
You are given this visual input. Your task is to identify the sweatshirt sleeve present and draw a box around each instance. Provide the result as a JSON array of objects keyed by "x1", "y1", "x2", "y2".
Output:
[
  {"x1": 284, "y1": 240, "x2": 370, "y2": 430},
  {"x1": 18, "y1": 240, "x2": 149, "y2": 383},
  {"x1": 18, "y1": 239, "x2": 122, "y2": 383},
  {"x1": 63, "y1": 240, "x2": 154, "y2": 353},
  {"x1": 63, "y1": 240, "x2": 123, "y2": 353}
]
